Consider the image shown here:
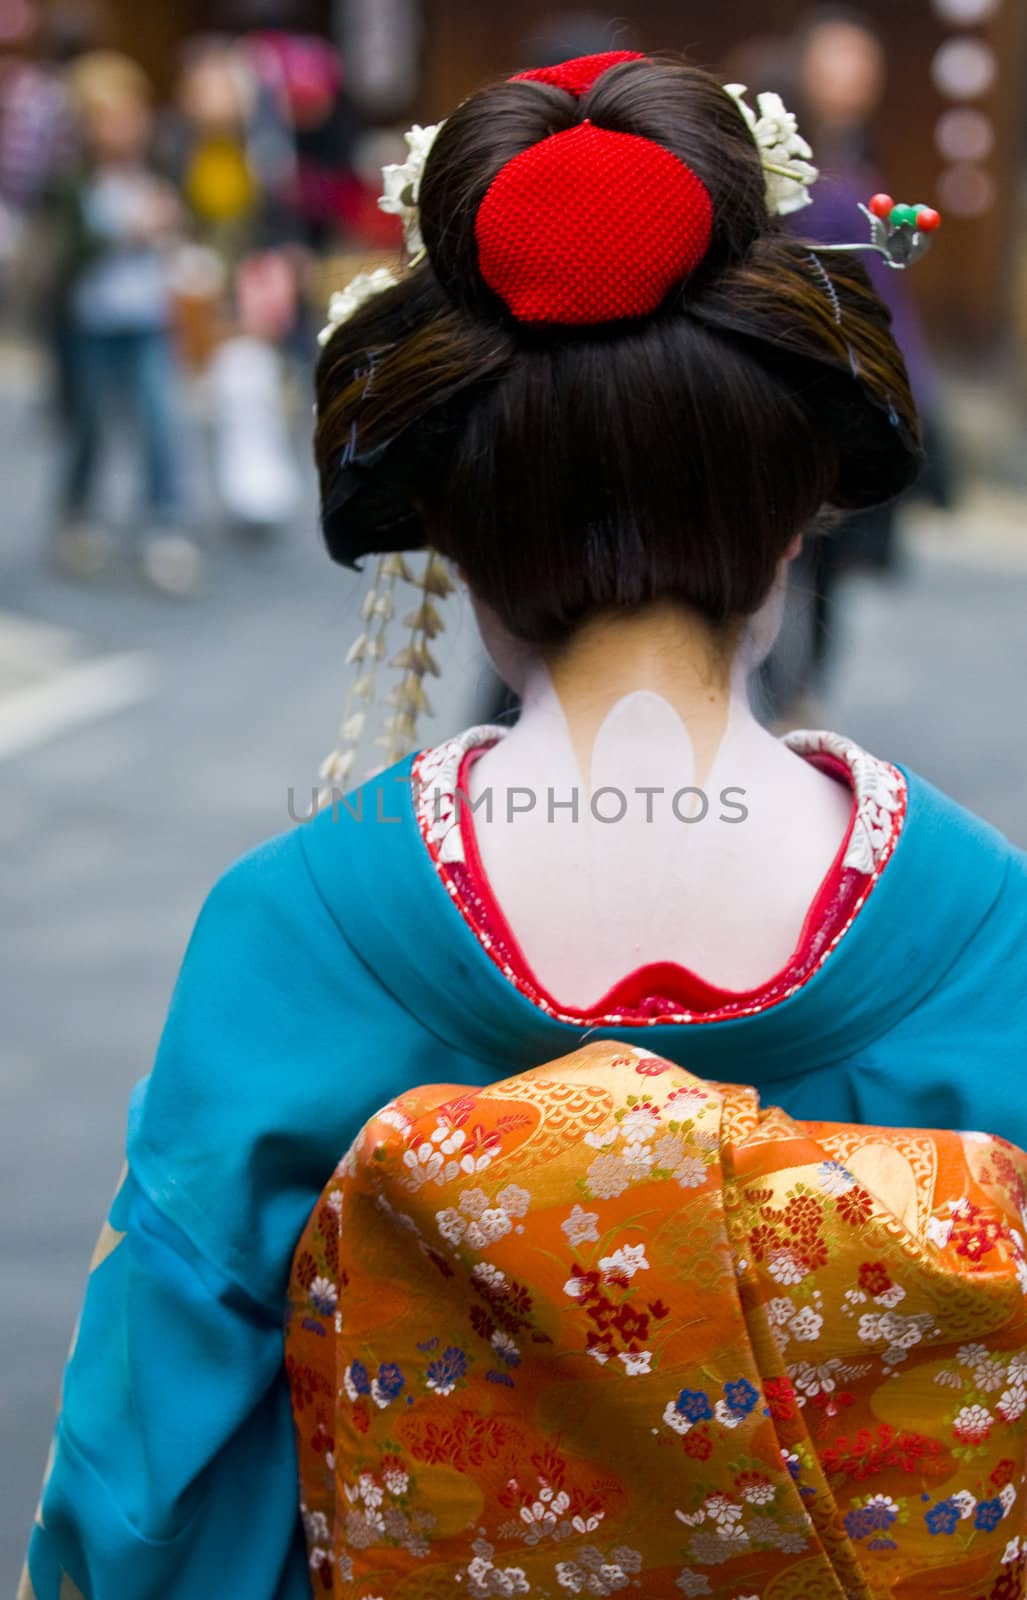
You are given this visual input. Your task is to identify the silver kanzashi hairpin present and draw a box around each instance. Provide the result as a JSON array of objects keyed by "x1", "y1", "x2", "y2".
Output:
[
  {"x1": 318, "y1": 550, "x2": 455, "y2": 801},
  {"x1": 816, "y1": 193, "x2": 942, "y2": 270}
]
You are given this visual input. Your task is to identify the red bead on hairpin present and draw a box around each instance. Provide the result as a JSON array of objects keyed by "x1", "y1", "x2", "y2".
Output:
[{"x1": 817, "y1": 192, "x2": 943, "y2": 271}]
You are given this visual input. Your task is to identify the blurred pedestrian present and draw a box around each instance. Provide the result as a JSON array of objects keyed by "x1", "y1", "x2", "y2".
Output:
[
  {"x1": 47, "y1": 51, "x2": 200, "y2": 592},
  {"x1": 754, "y1": 11, "x2": 955, "y2": 723}
]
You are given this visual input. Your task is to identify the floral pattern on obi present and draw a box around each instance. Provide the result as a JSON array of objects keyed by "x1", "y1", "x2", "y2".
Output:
[{"x1": 286, "y1": 1043, "x2": 1027, "y2": 1600}]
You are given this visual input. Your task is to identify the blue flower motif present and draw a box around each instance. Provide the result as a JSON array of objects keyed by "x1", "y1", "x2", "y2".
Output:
[
  {"x1": 925, "y1": 1499, "x2": 959, "y2": 1535},
  {"x1": 675, "y1": 1388, "x2": 714, "y2": 1423},
  {"x1": 348, "y1": 1359, "x2": 371, "y2": 1396},
  {"x1": 427, "y1": 1346, "x2": 468, "y2": 1391},
  {"x1": 487, "y1": 1370, "x2": 515, "y2": 1387},
  {"x1": 376, "y1": 1362, "x2": 404, "y2": 1399},
  {"x1": 866, "y1": 1538, "x2": 897, "y2": 1551},
  {"x1": 847, "y1": 1500, "x2": 897, "y2": 1540},
  {"x1": 844, "y1": 1509, "x2": 872, "y2": 1541},
  {"x1": 723, "y1": 1378, "x2": 760, "y2": 1417},
  {"x1": 974, "y1": 1499, "x2": 1004, "y2": 1532}
]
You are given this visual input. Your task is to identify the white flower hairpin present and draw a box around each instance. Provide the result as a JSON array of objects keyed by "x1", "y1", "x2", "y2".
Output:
[
  {"x1": 377, "y1": 121, "x2": 445, "y2": 257},
  {"x1": 724, "y1": 84, "x2": 819, "y2": 216},
  {"x1": 318, "y1": 267, "x2": 400, "y2": 347},
  {"x1": 316, "y1": 120, "x2": 444, "y2": 347}
]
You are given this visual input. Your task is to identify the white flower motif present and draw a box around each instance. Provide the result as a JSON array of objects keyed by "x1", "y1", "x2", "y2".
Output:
[
  {"x1": 790, "y1": 1359, "x2": 842, "y2": 1397},
  {"x1": 766, "y1": 1296, "x2": 797, "y2": 1327},
  {"x1": 674, "y1": 1156, "x2": 708, "y2": 1190},
  {"x1": 473, "y1": 1261, "x2": 507, "y2": 1291},
  {"x1": 621, "y1": 1107, "x2": 660, "y2": 1141},
  {"x1": 1000, "y1": 1484, "x2": 1017, "y2": 1514},
  {"x1": 654, "y1": 1134, "x2": 686, "y2": 1168},
  {"x1": 704, "y1": 1494, "x2": 743, "y2": 1526},
  {"x1": 973, "y1": 1357, "x2": 1006, "y2": 1393},
  {"x1": 496, "y1": 1184, "x2": 531, "y2": 1218},
  {"x1": 767, "y1": 1248, "x2": 807, "y2": 1286},
  {"x1": 619, "y1": 1350, "x2": 652, "y2": 1375},
  {"x1": 714, "y1": 1398, "x2": 746, "y2": 1429},
  {"x1": 436, "y1": 1207, "x2": 466, "y2": 1245},
  {"x1": 951, "y1": 1490, "x2": 976, "y2": 1519},
  {"x1": 954, "y1": 1403, "x2": 993, "y2": 1439},
  {"x1": 663, "y1": 1398, "x2": 692, "y2": 1435},
  {"x1": 318, "y1": 267, "x2": 399, "y2": 346},
  {"x1": 724, "y1": 84, "x2": 818, "y2": 215},
  {"x1": 1003, "y1": 1536, "x2": 1021, "y2": 1565},
  {"x1": 600, "y1": 1244, "x2": 650, "y2": 1281},
  {"x1": 588, "y1": 1151, "x2": 632, "y2": 1199},
  {"x1": 378, "y1": 121, "x2": 444, "y2": 254},
  {"x1": 674, "y1": 1573, "x2": 711, "y2": 1598},
  {"x1": 997, "y1": 1382, "x2": 1027, "y2": 1423},
  {"x1": 562, "y1": 1204, "x2": 600, "y2": 1247},
  {"x1": 816, "y1": 1160, "x2": 856, "y2": 1196},
  {"x1": 958, "y1": 1341, "x2": 989, "y2": 1366},
  {"x1": 788, "y1": 1307, "x2": 823, "y2": 1342}
]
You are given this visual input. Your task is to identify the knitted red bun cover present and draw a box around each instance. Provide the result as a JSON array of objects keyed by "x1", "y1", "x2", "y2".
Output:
[
  {"x1": 475, "y1": 121, "x2": 715, "y2": 325},
  {"x1": 511, "y1": 50, "x2": 646, "y2": 96}
]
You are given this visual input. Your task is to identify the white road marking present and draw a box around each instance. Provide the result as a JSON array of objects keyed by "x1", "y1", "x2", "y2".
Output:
[{"x1": 0, "y1": 651, "x2": 155, "y2": 761}]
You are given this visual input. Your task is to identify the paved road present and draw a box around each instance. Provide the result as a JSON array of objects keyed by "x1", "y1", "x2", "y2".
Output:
[{"x1": 1, "y1": 355, "x2": 1025, "y2": 1585}]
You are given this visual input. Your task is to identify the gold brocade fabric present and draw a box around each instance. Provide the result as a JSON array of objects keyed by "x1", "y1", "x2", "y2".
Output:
[{"x1": 286, "y1": 1043, "x2": 1027, "y2": 1599}]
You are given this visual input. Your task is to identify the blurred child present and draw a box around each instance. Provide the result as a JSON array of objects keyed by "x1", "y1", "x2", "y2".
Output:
[{"x1": 50, "y1": 51, "x2": 200, "y2": 593}]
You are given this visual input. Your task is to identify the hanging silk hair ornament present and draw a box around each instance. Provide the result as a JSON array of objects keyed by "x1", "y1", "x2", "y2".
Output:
[{"x1": 317, "y1": 550, "x2": 453, "y2": 802}]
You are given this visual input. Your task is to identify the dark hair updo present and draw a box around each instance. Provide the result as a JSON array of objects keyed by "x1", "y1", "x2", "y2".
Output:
[{"x1": 315, "y1": 53, "x2": 920, "y2": 646}]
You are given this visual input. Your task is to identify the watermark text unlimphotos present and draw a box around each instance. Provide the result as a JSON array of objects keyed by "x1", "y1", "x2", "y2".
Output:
[{"x1": 288, "y1": 776, "x2": 749, "y2": 826}]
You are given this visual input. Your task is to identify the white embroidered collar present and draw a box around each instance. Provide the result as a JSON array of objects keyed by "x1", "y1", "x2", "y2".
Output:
[{"x1": 413, "y1": 723, "x2": 906, "y2": 880}]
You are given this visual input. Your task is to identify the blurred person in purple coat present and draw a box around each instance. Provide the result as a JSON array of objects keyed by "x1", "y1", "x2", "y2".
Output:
[{"x1": 758, "y1": 7, "x2": 954, "y2": 722}]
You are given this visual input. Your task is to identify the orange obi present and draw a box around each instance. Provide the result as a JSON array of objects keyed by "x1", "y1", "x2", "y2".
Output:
[{"x1": 286, "y1": 1042, "x2": 1027, "y2": 1599}]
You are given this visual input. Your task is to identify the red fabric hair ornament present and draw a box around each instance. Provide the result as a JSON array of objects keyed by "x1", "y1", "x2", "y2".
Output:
[
  {"x1": 475, "y1": 120, "x2": 714, "y2": 325},
  {"x1": 511, "y1": 49, "x2": 646, "y2": 96}
]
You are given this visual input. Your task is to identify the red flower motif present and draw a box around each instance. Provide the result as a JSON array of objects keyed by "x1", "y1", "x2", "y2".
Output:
[
  {"x1": 310, "y1": 1420, "x2": 334, "y2": 1456},
  {"x1": 587, "y1": 1296, "x2": 618, "y2": 1333},
  {"x1": 586, "y1": 1329, "x2": 617, "y2": 1363},
  {"x1": 311, "y1": 1553, "x2": 333, "y2": 1592},
  {"x1": 952, "y1": 1204, "x2": 1004, "y2": 1263},
  {"x1": 352, "y1": 1399, "x2": 370, "y2": 1435},
  {"x1": 800, "y1": 1236, "x2": 829, "y2": 1272},
  {"x1": 784, "y1": 1194, "x2": 824, "y2": 1240},
  {"x1": 294, "y1": 1250, "x2": 317, "y2": 1290},
  {"x1": 764, "y1": 1375, "x2": 797, "y2": 1422},
  {"x1": 648, "y1": 1299, "x2": 671, "y2": 1321},
  {"x1": 611, "y1": 1303, "x2": 650, "y2": 1344},
  {"x1": 836, "y1": 1187, "x2": 874, "y2": 1226},
  {"x1": 990, "y1": 1457, "x2": 1018, "y2": 1489},
  {"x1": 531, "y1": 1445, "x2": 568, "y2": 1488},
  {"x1": 822, "y1": 1424, "x2": 948, "y2": 1481},
  {"x1": 635, "y1": 1056, "x2": 671, "y2": 1077},
  {"x1": 748, "y1": 1223, "x2": 782, "y2": 1263},
  {"x1": 469, "y1": 1304, "x2": 496, "y2": 1342},
  {"x1": 683, "y1": 1427, "x2": 714, "y2": 1460},
  {"x1": 858, "y1": 1262, "x2": 892, "y2": 1296},
  {"x1": 567, "y1": 1266, "x2": 604, "y2": 1306}
]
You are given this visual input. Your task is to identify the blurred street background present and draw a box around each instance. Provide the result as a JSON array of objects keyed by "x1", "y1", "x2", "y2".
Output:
[{"x1": 3, "y1": 0, "x2": 1027, "y2": 1586}]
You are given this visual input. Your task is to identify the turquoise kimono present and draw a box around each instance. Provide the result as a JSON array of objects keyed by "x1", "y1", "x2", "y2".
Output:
[{"x1": 23, "y1": 755, "x2": 1027, "y2": 1599}]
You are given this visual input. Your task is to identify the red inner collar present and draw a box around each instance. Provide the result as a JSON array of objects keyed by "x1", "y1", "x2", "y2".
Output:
[{"x1": 448, "y1": 746, "x2": 862, "y2": 1022}]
